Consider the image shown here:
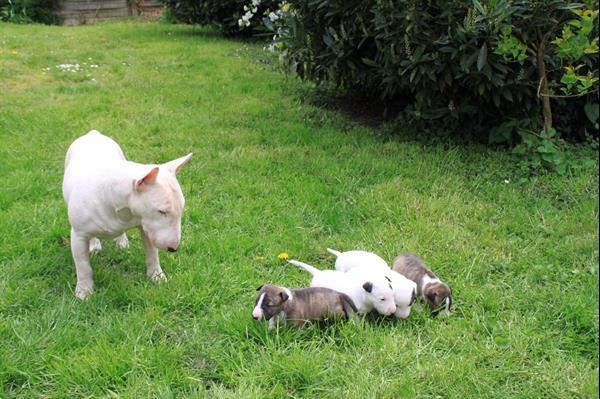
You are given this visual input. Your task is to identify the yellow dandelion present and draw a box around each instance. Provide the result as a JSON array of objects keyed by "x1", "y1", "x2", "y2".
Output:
[
  {"x1": 11, "y1": 49, "x2": 18, "y2": 55},
  {"x1": 277, "y1": 252, "x2": 289, "y2": 261}
]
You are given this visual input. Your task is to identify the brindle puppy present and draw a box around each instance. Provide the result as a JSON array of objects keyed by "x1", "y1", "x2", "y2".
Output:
[
  {"x1": 252, "y1": 284, "x2": 358, "y2": 328},
  {"x1": 392, "y1": 253, "x2": 452, "y2": 316}
]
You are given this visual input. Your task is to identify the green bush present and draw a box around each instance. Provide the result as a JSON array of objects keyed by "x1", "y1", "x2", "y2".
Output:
[
  {"x1": 272, "y1": 0, "x2": 598, "y2": 142},
  {"x1": 0, "y1": 0, "x2": 61, "y2": 24},
  {"x1": 159, "y1": 0, "x2": 279, "y2": 35}
]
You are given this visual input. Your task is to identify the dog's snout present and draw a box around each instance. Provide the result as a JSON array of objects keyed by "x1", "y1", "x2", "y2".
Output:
[
  {"x1": 168, "y1": 247, "x2": 177, "y2": 253},
  {"x1": 253, "y1": 315, "x2": 259, "y2": 320}
]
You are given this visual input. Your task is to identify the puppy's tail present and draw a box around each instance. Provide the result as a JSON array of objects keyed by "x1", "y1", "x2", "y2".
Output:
[
  {"x1": 340, "y1": 293, "x2": 358, "y2": 317},
  {"x1": 326, "y1": 248, "x2": 342, "y2": 258},
  {"x1": 287, "y1": 259, "x2": 320, "y2": 276}
]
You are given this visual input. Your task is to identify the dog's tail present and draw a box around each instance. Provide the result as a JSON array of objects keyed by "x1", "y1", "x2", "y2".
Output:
[
  {"x1": 288, "y1": 259, "x2": 321, "y2": 276},
  {"x1": 326, "y1": 248, "x2": 342, "y2": 258},
  {"x1": 340, "y1": 293, "x2": 358, "y2": 317}
]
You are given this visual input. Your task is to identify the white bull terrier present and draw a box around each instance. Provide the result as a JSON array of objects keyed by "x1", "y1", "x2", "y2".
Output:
[{"x1": 62, "y1": 130, "x2": 192, "y2": 299}]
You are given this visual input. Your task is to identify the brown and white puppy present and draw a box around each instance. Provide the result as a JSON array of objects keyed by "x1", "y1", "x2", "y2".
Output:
[
  {"x1": 392, "y1": 253, "x2": 452, "y2": 317},
  {"x1": 252, "y1": 284, "x2": 358, "y2": 328}
]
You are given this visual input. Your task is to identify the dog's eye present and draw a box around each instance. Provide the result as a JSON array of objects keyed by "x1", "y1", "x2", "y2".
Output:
[
  {"x1": 380, "y1": 298, "x2": 385, "y2": 302},
  {"x1": 158, "y1": 210, "x2": 167, "y2": 215}
]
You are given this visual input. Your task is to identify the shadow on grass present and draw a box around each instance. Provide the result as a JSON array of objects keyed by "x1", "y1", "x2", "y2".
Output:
[{"x1": 305, "y1": 88, "x2": 411, "y2": 129}]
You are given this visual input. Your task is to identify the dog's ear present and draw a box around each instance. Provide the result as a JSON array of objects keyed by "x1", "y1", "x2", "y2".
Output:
[
  {"x1": 279, "y1": 291, "x2": 289, "y2": 302},
  {"x1": 256, "y1": 285, "x2": 264, "y2": 291},
  {"x1": 426, "y1": 290, "x2": 437, "y2": 304},
  {"x1": 164, "y1": 153, "x2": 193, "y2": 174},
  {"x1": 409, "y1": 288, "x2": 417, "y2": 306},
  {"x1": 135, "y1": 167, "x2": 159, "y2": 192},
  {"x1": 362, "y1": 282, "x2": 373, "y2": 293}
]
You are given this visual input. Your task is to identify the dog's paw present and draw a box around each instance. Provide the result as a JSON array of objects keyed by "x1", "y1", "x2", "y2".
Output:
[
  {"x1": 75, "y1": 284, "x2": 93, "y2": 300},
  {"x1": 114, "y1": 234, "x2": 129, "y2": 249},
  {"x1": 149, "y1": 270, "x2": 168, "y2": 283},
  {"x1": 88, "y1": 238, "x2": 102, "y2": 253}
]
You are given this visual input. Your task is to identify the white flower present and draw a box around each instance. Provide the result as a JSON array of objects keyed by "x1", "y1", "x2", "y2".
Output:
[
  {"x1": 243, "y1": 5, "x2": 248, "y2": 11},
  {"x1": 238, "y1": 18, "x2": 244, "y2": 26},
  {"x1": 252, "y1": 7, "x2": 257, "y2": 13},
  {"x1": 503, "y1": 179, "x2": 510, "y2": 184},
  {"x1": 252, "y1": 0, "x2": 260, "y2": 6},
  {"x1": 242, "y1": 14, "x2": 251, "y2": 22},
  {"x1": 268, "y1": 12, "x2": 279, "y2": 21}
]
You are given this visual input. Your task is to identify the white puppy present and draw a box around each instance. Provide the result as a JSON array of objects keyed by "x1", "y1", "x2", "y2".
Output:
[
  {"x1": 288, "y1": 259, "x2": 397, "y2": 316},
  {"x1": 327, "y1": 248, "x2": 389, "y2": 272},
  {"x1": 62, "y1": 130, "x2": 192, "y2": 299},
  {"x1": 327, "y1": 248, "x2": 417, "y2": 319}
]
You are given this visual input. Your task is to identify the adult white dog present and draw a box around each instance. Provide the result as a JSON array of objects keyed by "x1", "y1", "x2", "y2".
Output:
[{"x1": 62, "y1": 130, "x2": 192, "y2": 299}]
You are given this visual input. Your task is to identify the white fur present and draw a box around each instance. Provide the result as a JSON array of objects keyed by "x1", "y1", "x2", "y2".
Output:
[
  {"x1": 288, "y1": 259, "x2": 396, "y2": 316},
  {"x1": 62, "y1": 130, "x2": 192, "y2": 299},
  {"x1": 252, "y1": 293, "x2": 265, "y2": 320},
  {"x1": 328, "y1": 248, "x2": 417, "y2": 319},
  {"x1": 283, "y1": 287, "x2": 293, "y2": 302},
  {"x1": 328, "y1": 248, "x2": 389, "y2": 272}
]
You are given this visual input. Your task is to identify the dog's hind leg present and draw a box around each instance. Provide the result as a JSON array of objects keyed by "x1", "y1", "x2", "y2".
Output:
[
  {"x1": 114, "y1": 233, "x2": 129, "y2": 249},
  {"x1": 88, "y1": 237, "x2": 102, "y2": 253}
]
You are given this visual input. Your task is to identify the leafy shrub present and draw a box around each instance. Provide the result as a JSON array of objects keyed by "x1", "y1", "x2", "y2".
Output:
[
  {"x1": 0, "y1": 0, "x2": 61, "y2": 24},
  {"x1": 159, "y1": 0, "x2": 278, "y2": 35},
  {"x1": 268, "y1": 0, "x2": 598, "y2": 144}
]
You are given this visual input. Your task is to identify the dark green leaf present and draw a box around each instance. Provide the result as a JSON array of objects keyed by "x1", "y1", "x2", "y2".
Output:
[{"x1": 477, "y1": 43, "x2": 488, "y2": 71}]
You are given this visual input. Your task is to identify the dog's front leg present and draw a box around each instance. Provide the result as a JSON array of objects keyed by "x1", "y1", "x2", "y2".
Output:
[
  {"x1": 71, "y1": 229, "x2": 94, "y2": 299},
  {"x1": 140, "y1": 227, "x2": 167, "y2": 282}
]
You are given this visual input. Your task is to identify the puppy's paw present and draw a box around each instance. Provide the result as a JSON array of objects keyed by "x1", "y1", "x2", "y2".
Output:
[
  {"x1": 75, "y1": 284, "x2": 93, "y2": 300},
  {"x1": 88, "y1": 238, "x2": 102, "y2": 253},
  {"x1": 114, "y1": 234, "x2": 129, "y2": 249},
  {"x1": 149, "y1": 270, "x2": 168, "y2": 283}
]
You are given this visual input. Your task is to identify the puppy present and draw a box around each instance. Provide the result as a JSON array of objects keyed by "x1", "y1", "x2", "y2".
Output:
[
  {"x1": 62, "y1": 130, "x2": 192, "y2": 299},
  {"x1": 252, "y1": 284, "x2": 358, "y2": 328},
  {"x1": 288, "y1": 259, "x2": 397, "y2": 316},
  {"x1": 328, "y1": 248, "x2": 417, "y2": 319},
  {"x1": 392, "y1": 253, "x2": 452, "y2": 316},
  {"x1": 327, "y1": 248, "x2": 389, "y2": 272}
]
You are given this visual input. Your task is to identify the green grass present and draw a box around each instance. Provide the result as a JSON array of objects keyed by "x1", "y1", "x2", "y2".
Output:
[{"x1": 0, "y1": 20, "x2": 598, "y2": 398}]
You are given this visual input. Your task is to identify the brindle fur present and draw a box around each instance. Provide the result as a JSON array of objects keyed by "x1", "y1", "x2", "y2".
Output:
[
  {"x1": 392, "y1": 253, "x2": 452, "y2": 316},
  {"x1": 255, "y1": 284, "x2": 358, "y2": 327}
]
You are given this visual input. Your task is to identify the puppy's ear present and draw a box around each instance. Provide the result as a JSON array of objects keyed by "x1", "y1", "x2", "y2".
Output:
[
  {"x1": 256, "y1": 285, "x2": 264, "y2": 291},
  {"x1": 135, "y1": 167, "x2": 159, "y2": 192},
  {"x1": 279, "y1": 291, "x2": 289, "y2": 302},
  {"x1": 409, "y1": 288, "x2": 417, "y2": 306},
  {"x1": 362, "y1": 282, "x2": 373, "y2": 293}
]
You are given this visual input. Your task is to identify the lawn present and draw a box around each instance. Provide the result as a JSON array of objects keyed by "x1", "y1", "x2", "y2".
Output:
[{"x1": 0, "y1": 20, "x2": 598, "y2": 398}]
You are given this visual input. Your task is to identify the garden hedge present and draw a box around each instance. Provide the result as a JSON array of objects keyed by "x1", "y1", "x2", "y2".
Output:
[{"x1": 276, "y1": 0, "x2": 598, "y2": 141}]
